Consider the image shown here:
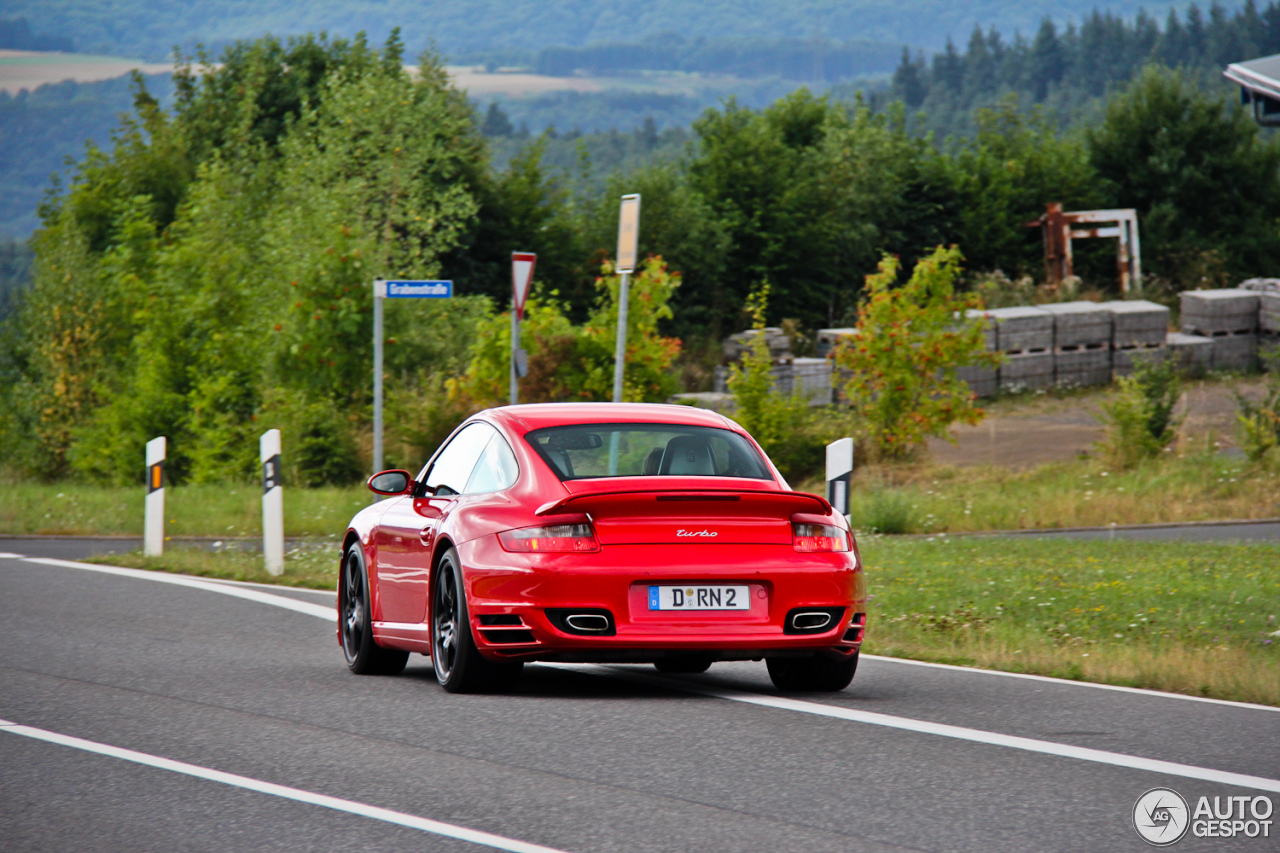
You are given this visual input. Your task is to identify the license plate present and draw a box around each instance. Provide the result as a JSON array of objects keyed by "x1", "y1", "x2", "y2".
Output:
[{"x1": 648, "y1": 585, "x2": 750, "y2": 611}]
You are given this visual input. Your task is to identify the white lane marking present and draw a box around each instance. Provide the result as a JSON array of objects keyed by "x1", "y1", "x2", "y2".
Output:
[
  {"x1": 0, "y1": 718, "x2": 571, "y2": 853},
  {"x1": 13, "y1": 552, "x2": 1275, "y2": 715},
  {"x1": 16, "y1": 554, "x2": 1280, "y2": 788},
  {"x1": 17, "y1": 557, "x2": 333, "y2": 621},
  {"x1": 861, "y1": 654, "x2": 1280, "y2": 714},
  {"x1": 538, "y1": 664, "x2": 1280, "y2": 794},
  {"x1": 0, "y1": 552, "x2": 26, "y2": 558},
  {"x1": 199, "y1": 576, "x2": 337, "y2": 596}
]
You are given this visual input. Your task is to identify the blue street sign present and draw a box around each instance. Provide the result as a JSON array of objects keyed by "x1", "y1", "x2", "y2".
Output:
[{"x1": 375, "y1": 279, "x2": 453, "y2": 298}]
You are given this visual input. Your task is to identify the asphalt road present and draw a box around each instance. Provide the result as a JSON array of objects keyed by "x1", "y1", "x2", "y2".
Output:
[{"x1": 2, "y1": 544, "x2": 1278, "y2": 852}]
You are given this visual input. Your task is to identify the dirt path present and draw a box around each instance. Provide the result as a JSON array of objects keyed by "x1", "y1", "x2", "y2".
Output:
[{"x1": 927, "y1": 376, "x2": 1265, "y2": 468}]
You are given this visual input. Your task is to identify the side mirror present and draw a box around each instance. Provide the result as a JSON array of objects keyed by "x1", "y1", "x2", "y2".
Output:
[{"x1": 367, "y1": 469, "x2": 414, "y2": 496}]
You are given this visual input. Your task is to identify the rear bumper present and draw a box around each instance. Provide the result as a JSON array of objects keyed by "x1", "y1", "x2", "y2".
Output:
[{"x1": 458, "y1": 536, "x2": 866, "y2": 662}]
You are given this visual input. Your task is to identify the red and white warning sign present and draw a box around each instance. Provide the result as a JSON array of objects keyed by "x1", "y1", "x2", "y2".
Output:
[{"x1": 512, "y1": 252, "x2": 536, "y2": 319}]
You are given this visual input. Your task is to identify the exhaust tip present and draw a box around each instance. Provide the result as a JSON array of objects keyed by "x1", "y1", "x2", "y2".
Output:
[
  {"x1": 545, "y1": 608, "x2": 617, "y2": 636},
  {"x1": 791, "y1": 611, "x2": 833, "y2": 630},
  {"x1": 783, "y1": 606, "x2": 845, "y2": 635},
  {"x1": 565, "y1": 613, "x2": 611, "y2": 632}
]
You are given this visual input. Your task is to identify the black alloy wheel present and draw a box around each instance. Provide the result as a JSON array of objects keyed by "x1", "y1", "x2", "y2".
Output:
[
  {"x1": 766, "y1": 651, "x2": 858, "y2": 692},
  {"x1": 431, "y1": 547, "x2": 522, "y2": 693},
  {"x1": 339, "y1": 543, "x2": 408, "y2": 675}
]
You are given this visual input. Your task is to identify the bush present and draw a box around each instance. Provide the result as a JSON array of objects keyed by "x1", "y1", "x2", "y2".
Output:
[
  {"x1": 833, "y1": 246, "x2": 1000, "y2": 461},
  {"x1": 725, "y1": 282, "x2": 825, "y2": 483},
  {"x1": 1236, "y1": 351, "x2": 1280, "y2": 466},
  {"x1": 856, "y1": 488, "x2": 916, "y2": 534},
  {"x1": 1098, "y1": 355, "x2": 1181, "y2": 469}
]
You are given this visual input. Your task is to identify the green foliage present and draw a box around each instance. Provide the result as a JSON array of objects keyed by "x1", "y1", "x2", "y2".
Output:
[
  {"x1": 940, "y1": 99, "x2": 1099, "y2": 280},
  {"x1": 834, "y1": 246, "x2": 999, "y2": 461},
  {"x1": 452, "y1": 256, "x2": 682, "y2": 407},
  {"x1": 1235, "y1": 352, "x2": 1280, "y2": 466},
  {"x1": 4, "y1": 33, "x2": 488, "y2": 484},
  {"x1": 856, "y1": 488, "x2": 916, "y2": 534},
  {"x1": 1098, "y1": 355, "x2": 1182, "y2": 469},
  {"x1": 724, "y1": 282, "x2": 819, "y2": 481},
  {"x1": 1088, "y1": 65, "x2": 1280, "y2": 290}
]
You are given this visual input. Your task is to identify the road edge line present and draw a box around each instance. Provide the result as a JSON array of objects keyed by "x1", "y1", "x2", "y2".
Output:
[{"x1": 0, "y1": 718, "x2": 571, "y2": 853}]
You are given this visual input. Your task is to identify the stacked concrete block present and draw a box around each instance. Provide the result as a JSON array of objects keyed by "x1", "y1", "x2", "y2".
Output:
[
  {"x1": 713, "y1": 359, "x2": 832, "y2": 406},
  {"x1": 722, "y1": 327, "x2": 792, "y2": 362},
  {"x1": 1041, "y1": 301, "x2": 1112, "y2": 387},
  {"x1": 1180, "y1": 289, "x2": 1259, "y2": 372},
  {"x1": 815, "y1": 328, "x2": 858, "y2": 358},
  {"x1": 986, "y1": 306, "x2": 1053, "y2": 392},
  {"x1": 1259, "y1": 291, "x2": 1280, "y2": 334},
  {"x1": 1164, "y1": 332, "x2": 1213, "y2": 375},
  {"x1": 1105, "y1": 300, "x2": 1169, "y2": 378},
  {"x1": 789, "y1": 357, "x2": 834, "y2": 405},
  {"x1": 1242, "y1": 286, "x2": 1280, "y2": 370},
  {"x1": 952, "y1": 309, "x2": 998, "y2": 398}
]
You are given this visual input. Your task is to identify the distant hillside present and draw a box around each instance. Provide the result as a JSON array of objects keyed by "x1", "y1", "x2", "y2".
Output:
[{"x1": 3, "y1": 0, "x2": 1220, "y2": 61}]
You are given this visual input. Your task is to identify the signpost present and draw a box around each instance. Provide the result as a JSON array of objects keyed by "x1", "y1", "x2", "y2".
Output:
[
  {"x1": 371, "y1": 279, "x2": 453, "y2": 473},
  {"x1": 261, "y1": 429, "x2": 284, "y2": 576},
  {"x1": 144, "y1": 436, "x2": 165, "y2": 557},
  {"x1": 612, "y1": 194, "x2": 641, "y2": 404},
  {"x1": 510, "y1": 252, "x2": 536, "y2": 405}
]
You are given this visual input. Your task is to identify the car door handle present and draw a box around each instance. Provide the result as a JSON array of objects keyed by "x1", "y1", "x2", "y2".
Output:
[{"x1": 419, "y1": 527, "x2": 434, "y2": 545}]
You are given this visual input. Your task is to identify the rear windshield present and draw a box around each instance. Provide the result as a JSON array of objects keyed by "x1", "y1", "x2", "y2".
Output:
[{"x1": 525, "y1": 423, "x2": 773, "y2": 481}]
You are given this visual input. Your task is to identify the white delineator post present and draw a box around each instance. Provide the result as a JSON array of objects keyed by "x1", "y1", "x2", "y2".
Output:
[
  {"x1": 260, "y1": 429, "x2": 284, "y2": 576},
  {"x1": 826, "y1": 438, "x2": 854, "y2": 520},
  {"x1": 144, "y1": 436, "x2": 166, "y2": 556}
]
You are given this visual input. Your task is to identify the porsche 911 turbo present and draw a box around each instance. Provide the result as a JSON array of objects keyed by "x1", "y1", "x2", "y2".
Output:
[{"x1": 338, "y1": 403, "x2": 866, "y2": 693}]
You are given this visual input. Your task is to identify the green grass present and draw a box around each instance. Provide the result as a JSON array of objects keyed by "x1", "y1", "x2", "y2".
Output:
[
  {"x1": 84, "y1": 541, "x2": 341, "y2": 590},
  {"x1": 0, "y1": 482, "x2": 369, "y2": 537},
  {"x1": 823, "y1": 449, "x2": 1280, "y2": 535},
  {"x1": 860, "y1": 536, "x2": 1280, "y2": 705}
]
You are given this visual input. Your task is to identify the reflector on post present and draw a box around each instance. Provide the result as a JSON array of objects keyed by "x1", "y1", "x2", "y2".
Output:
[
  {"x1": 144, "y1": 436, "x2": 166, "y2": 557},
  {"x1": 825, "y1": 437, "x2": 854, "y2": 518},
  {"x1": 261, "y1": 429, "x2": 284, "y2": 576}
]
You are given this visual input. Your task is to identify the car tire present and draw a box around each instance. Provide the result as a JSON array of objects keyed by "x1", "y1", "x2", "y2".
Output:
[
  {"x1": 653, "y1": 656, "x2": 712, "y2": 674},
  {"x1": 766, "y1": 651, "x2": 858, "y2": 692},
  {"x1": 431, "y1": 547, "x2": 523, "y2": 694},
  {"x1": 339, "y1": 543, "x2": 409, "y2": 675}
]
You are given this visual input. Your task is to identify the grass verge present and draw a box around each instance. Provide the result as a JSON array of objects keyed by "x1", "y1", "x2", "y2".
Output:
[
  {"x1": 812, "y1": 449, "x2": 1280, "y2": 534},
  {"x1": 1, "y1": 482, "x2": 369, "y2": 537},
  {"x1": 84, "y1": 542, "x2": 341, "y2": 591},
  {"x1": 860, "y1": 536, "x2": 1280, "y2": 706}
]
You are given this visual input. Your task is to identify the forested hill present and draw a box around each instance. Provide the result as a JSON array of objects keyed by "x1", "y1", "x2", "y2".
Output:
[{"x1": 1, "y1": 0, "x2": 1216, "y2": 60}]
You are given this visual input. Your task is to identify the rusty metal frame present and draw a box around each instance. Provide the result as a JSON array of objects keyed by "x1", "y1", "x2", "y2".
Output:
[{"x1": 1026, "y1": 203, "x2": 1142, "y2": 293}]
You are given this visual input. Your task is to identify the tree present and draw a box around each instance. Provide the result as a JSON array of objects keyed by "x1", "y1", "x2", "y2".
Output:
[
  {"x1": 833, "y1": 247, "x2": 999, "y2": 461},
  {"x1": 1088, "y1": 65, "x2": 1280, "y2": 288},
  {"x1": 451, "y1": 256, "x2": 681, "y2": 407}
]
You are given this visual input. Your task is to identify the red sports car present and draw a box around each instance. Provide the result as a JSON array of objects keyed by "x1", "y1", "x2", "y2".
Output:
[{"x1": 338, "y1": 403, "x2": 866, "y2": 693}]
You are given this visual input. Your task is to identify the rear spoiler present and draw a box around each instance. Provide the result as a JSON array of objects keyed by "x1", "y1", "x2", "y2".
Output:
[{"x1": 535, "y1": 488, "x2": 832, "y2": 517}]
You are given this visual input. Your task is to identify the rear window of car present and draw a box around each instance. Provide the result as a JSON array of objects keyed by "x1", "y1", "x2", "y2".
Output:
[{"x1": 525, "y1": 423, "x2": 773, "y2": 481}]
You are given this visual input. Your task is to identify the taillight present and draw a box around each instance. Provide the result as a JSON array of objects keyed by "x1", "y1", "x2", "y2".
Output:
[
  {"x1": 498, "y1": 523, "x2": 600, "y2": 553},
  {"x1": 792, "y1": 522, "x2": 850, "y2": 552}
]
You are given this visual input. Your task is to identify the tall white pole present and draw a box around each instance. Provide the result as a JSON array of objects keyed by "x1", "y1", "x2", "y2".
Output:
[
  {"x1": 372, "y1": 280, "x2": 385, "y2": 474},
  {"x1": 510, "y1": 309, "x2": 519, "y2": 406},
  {"x1": 611, "y1": 271, "x2": 631, "y2": 403},
  {"x1": 261, "y1": 429, "x2": 284, "y2": 576},
  {"x1": 144, "y1": 436, "x2": 165, "y2": 557}
]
